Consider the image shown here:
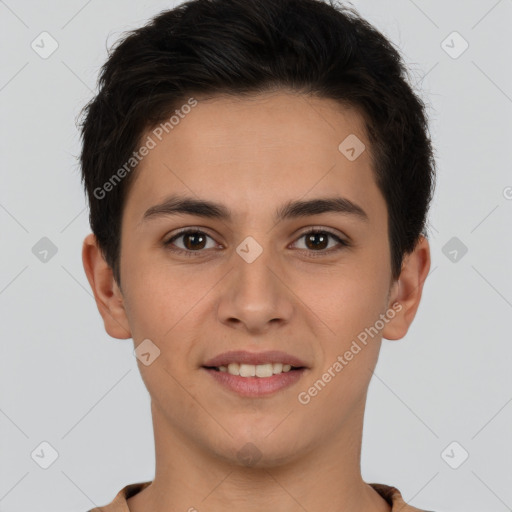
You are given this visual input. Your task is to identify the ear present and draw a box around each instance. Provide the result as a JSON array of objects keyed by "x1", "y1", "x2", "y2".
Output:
[
  {"x1": 82, "y1": 233, "x2": 131, "y2": 339},
  {"x1": 381, "y1": 235, "x2": 431, "y2": 341}
]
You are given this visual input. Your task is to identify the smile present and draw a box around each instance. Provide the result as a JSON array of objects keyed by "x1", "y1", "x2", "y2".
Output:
[
  {"x1": 202, "y1": 366, "x2": 307, "y2": 397},
  {"x1": 207, "y1": 362, "x2": 300, "y2": 377}
]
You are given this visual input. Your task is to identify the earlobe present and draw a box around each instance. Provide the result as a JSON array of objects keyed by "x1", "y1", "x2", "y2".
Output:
[
  {"x1": 82, "y1": 233, "x2": 132, "y2": 340},
  {"x1": 381, "y1": 235, "x2": 431, "y2": 341}
]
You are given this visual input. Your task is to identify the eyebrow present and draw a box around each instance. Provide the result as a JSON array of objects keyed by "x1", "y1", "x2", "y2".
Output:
[{"x1": 141, "y1": 194, "x2": 369, "y2": 224}]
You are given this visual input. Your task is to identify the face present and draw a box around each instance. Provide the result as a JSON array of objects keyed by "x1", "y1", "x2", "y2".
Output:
[{"x1": 85, "y1": 91, "x2": 427, "y2": 467}]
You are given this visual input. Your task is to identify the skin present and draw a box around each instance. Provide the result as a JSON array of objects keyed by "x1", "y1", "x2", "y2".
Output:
[{"x1": 82, "y1": 91, "x2": 430, "y2": 512}]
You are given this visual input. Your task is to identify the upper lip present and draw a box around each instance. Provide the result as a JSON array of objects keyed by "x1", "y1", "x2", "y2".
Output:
[{"x1": 202, "y1": 350, "x2": 308, "y2": 368}]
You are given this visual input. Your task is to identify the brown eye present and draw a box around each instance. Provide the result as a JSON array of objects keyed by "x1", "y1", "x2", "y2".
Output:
[
  {"x1": 164, "y1": 229, "x2": 217, "y2": 255},
  {"x1": 304, "y1": 232, "x2": 330, "y2": 250},
  {"x1": 181, "y1": 231, "x2": 208, "y2": 250},
  {"x1": 292, "y1": 229, "x2": 349, "y2": 255}
]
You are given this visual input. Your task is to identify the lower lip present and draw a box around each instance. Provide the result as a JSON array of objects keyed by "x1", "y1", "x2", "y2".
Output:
[{"x1": 202, "y1": 367, "x2": 307, "y2": 397}]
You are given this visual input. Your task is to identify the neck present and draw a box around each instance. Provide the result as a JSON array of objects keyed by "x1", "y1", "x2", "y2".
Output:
[{"x1": 127, "y1": 400, "x2": 391, "y2": 512}]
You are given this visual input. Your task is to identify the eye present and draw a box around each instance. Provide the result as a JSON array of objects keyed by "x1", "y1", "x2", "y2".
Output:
[
  {"x1": 163, "y1": 227, "x2": 350, "y2": 258},
  {"x1": 163, "y1": 229, "x2": 218, "y2": 256},
  {"x1": 291, "y1": 228, "x2": 350, "y2": 256}
]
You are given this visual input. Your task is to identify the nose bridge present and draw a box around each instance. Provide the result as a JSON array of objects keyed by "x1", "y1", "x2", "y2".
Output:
[
  {"x1": 217, "y1": 235, "x2": 293, "y2": 330},
  {"x1": 234, "y1": 237, "x2": 280, "y2": 303}
]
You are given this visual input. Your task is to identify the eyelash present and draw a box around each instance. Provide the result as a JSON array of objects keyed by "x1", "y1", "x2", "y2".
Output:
[{"x1": 163, "y1": 227, "x2": 350, "y2": 258}]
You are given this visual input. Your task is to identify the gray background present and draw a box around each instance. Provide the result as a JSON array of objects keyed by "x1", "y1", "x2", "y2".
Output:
[{"x1": 1, "y1": 1, "x2": 511, "y2": 511}]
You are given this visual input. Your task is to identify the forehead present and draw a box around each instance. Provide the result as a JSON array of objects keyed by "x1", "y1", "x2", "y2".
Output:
[{"x1": 124, "y1": 91, "x2": 385, "y2": 226}]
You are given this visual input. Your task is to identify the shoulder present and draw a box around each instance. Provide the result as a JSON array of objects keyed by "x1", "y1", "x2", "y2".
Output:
[
  {"x1": 369, "y1": 482, "x2": 438, "y2": 512},
  {"x1": 87, "y1": 481, "x2": 152, "y2": 512}
]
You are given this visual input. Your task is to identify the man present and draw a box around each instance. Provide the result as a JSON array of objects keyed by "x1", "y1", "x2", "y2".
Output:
[{"x1": 79, "y1": 0, "x2": 437, "y2": 510}]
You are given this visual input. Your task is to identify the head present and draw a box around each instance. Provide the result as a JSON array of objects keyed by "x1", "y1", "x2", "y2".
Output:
[{"x1": 81, "y1": 0, "x2": 434, "y2": 467}]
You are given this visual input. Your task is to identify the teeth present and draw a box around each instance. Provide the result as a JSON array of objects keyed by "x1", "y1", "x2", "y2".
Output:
[{"x1": 216, "y1": 363, "x2": 295, "y2": 377}]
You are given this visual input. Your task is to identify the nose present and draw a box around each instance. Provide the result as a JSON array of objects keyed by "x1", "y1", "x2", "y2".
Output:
[{"x1": 216, "y1": 242, "x2": 294, "y2": 334}]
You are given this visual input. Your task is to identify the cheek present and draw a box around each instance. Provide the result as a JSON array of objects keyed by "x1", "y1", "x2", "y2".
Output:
[
  {"x1": 294, "y1": 267, "x2": 388, "y2": 340},
  {"x1": 121, "y1": 257, "x2": 206, "y2": 336},
  {"x1": 121, "y1": 262, "x2": 207, "y2": 370}
]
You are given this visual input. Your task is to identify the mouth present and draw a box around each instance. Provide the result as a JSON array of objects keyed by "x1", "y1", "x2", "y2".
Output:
[
  {"x1": 201, "y1": 350, "x2": 310, "y2": 398},
  {"x1": 202, "y1": 349, "x2": 309, "y2": 370},
  {"x1": 201, "y1": 365, "x2": 307, "y2": 397},
  {"x1": 202, "y1": 363, "x2": 306, "y2": 378},
  {"x1": 200, "y1": 350, "x2": 309, "y2": 397}
]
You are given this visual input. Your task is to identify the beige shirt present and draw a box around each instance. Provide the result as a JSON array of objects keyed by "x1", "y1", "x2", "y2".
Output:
[{"x1": 88, "y1": 481, "x2": 434, "y2": 511}]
